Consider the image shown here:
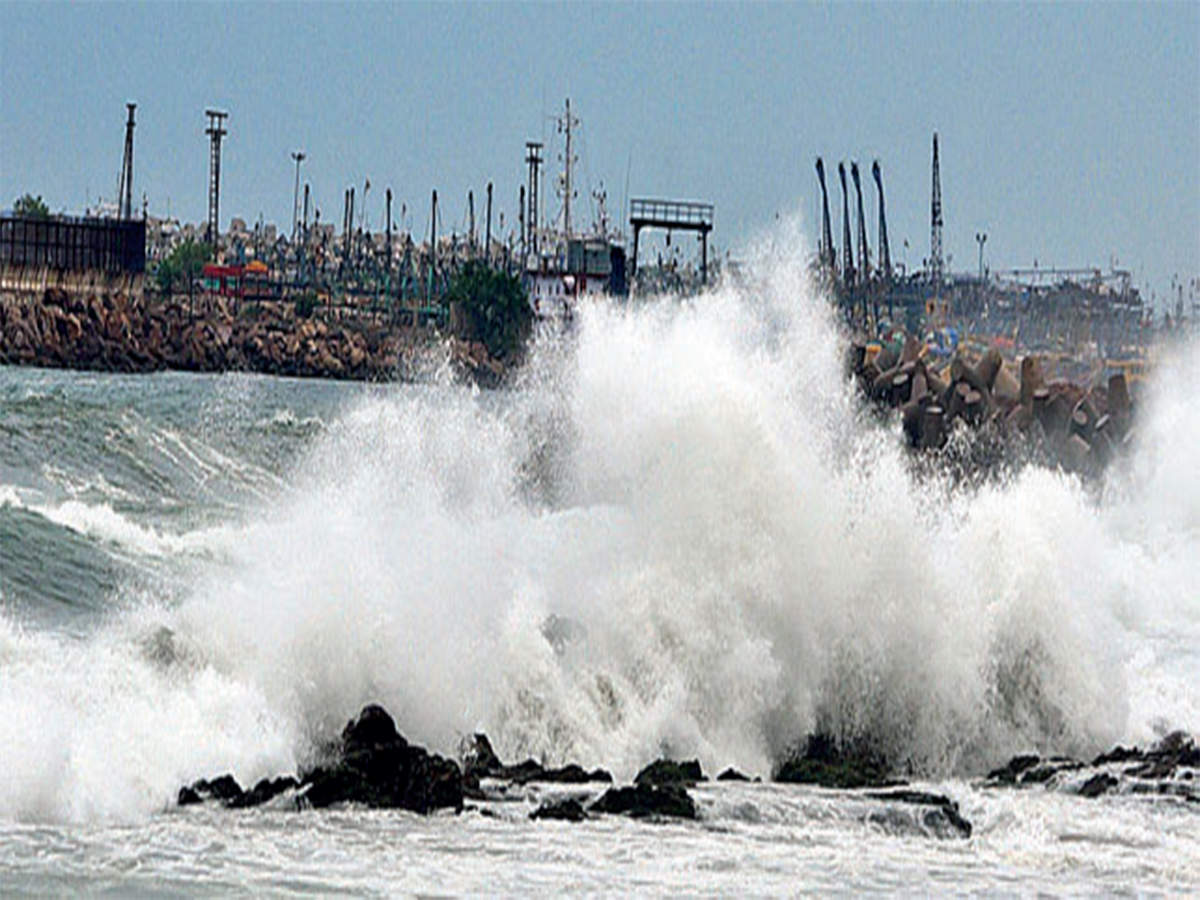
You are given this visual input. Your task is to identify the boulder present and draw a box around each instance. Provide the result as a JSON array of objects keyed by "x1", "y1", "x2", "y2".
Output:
[
  {"x1": 298, "y1": 704, "x2": 463, "y2": 814},
  {"x1": 228, "y1": 776, "x2": 299, "y2": 809},
  {"x1": 178, "y1": 773, "x2": 244, "y2": 806},
  {"x1": 589, "y1": 784, "x2": 697, "y2": 820},
  {"x1": 635, "y1": 759, "x2": 705, "y2": 787},
  {"x1": 530, "y1": 797, "x2": 588, "y2": 822},
  {"x1": 716, "y1": 768, "x2": 751, "y2": 782},
  {"x1": 775, "y1": 734, "x2": 901, "y2": 789},
  {"x1": 864, "y1": 789, "x2": 972, "y2": 839}
]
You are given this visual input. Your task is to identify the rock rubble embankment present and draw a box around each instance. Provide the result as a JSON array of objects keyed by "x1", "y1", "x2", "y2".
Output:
[{"x1": 1, "y1": 289, "x2": 432, "y2": 380}]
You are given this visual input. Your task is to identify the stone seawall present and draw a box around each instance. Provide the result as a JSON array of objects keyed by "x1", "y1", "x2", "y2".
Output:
[{"x1": 0, "y1": 289, "x2": 438, "y2": 381}]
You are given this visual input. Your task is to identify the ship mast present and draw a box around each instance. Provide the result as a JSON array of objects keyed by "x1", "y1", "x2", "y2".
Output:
[{"x1": 557, "y1": 98, "x2": 579, "y2": 239}]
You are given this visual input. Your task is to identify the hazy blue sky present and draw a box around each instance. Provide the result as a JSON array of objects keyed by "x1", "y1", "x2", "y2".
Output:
[{"x1": 1, "y1": 2, "x2": 1197, "y2": 303}]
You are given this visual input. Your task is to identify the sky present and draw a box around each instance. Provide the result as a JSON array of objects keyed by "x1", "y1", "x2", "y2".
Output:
[{"x1": 1, "y1": 2, "x2": 1197, "y2": 305}]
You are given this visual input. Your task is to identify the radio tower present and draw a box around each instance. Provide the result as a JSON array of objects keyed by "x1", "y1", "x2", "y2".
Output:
[
  {"x1": 930, "y1": 132, "x2": 944, "y2": 286},
  {"x1": 205, "y1": 109, "x2": 229, "y2": 248},
  {"x1": 117, "y1": 103, "x2": 136, "y2": 220}
]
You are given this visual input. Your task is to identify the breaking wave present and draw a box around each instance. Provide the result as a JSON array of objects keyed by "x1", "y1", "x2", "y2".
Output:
[{"x1": 0, "y1": 219, "x2": 1196, "y2": 823}]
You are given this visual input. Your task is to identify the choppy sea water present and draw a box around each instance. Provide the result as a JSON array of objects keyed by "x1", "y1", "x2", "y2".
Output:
[{"x1": 2, "y1": 241, "x2": 1198, "y2": 894}]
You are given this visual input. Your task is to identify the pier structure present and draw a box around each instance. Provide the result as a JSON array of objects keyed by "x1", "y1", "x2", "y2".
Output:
[{"x1": 629, "y1": 198, "x2": 714, "y2": 287}]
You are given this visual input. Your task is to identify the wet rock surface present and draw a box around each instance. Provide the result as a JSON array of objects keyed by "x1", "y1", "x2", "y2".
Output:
[
  {"x1": 774, "y1": 734, "x2": 903, "y2": 789},
  {"x1": 461, "y1": 732, "x2": 612, "y2": 789},
  {"x1": 635, "y1": 759, "x2": 705, "y2": 787},
  {"x1": 863, "y1": 790, "x2": 973, "y2": 839},
  {"x1": 530, "y1": 797, "x2": 588, "y2": 822},
  {"x1": 589, "y1": 784, "x2": 698, "y2": 820},
  {"x1": 985, "y1": 731, "x2": 1200, "y2": 801}
]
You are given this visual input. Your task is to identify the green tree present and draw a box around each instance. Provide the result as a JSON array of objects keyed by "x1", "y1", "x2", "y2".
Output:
[
  {"x1": 13, "y1": 194, "x2": 50, "y2": 219},
  {"x1": 155, "y1": 239, "x2": 212, "y2": 296},
  {"x1": 446, "y1": 261, "x2": 532, "y2": 361}
]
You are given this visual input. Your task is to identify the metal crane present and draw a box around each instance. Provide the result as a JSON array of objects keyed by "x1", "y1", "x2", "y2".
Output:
[
  {"x1": 838, "y1": 162, "x2": 854, "y2": 288},
  {"x1": 815, "y1": 157, "x2": 835, "y2": 274},
  {"x1": 872, "y1": 160, "x2": 891, "y2": 281},
  {"x1": 851, "y1": 162, "x2": 870, "y2": 284}
]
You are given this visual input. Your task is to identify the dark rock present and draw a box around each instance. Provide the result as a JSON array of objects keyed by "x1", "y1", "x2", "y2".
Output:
[
  {"x1": 462, "y1": 733, "x2": 502, "y2": 780},
  {"x1": 521, "y1": 763, "x2": 613, "y2": 785},
  {"x1": 775, "y1": 734, "x2": 900, "y2": 789},
  {"x1": 460, "y1": 733, "x2": 611, "y2": 785},
  {"x1": 177, "y1": 786, "x2": 202, "y2": 806},
  {"x1": 717, "y1": 768, "x2": 751, "y2": 782},
  {"x1": 1021, "y1": 760, "x2": 1082, "y2": 784},
  {"x1": 635, "y1": 759, "x2": 705, "y2": 787},
  {"x1": 1078, "y1": 773, "x2": 1118, "y2": 798},
  {"x1": 298, "y1": 705, "x2": 463, "y2": 814},
  {"x1": 228, "y1": 776, "x2": 299, "y2": 809},
  {"x1": 590, "y1": 784, "x2": 697, "y2": 820},
  {"x1": 986, "y1": 754, "x2": 1041, "y2": 784},
  {"x1": 530, "y1": 798, "x2": 587, "y2": 822},
  {"x1": 193, "y1": 777, "x2": 242, "y2": 801},
  {"x1": 1092, "y1": 745, "x2": 1142, "y2": 766},
  {"x1": 342, "y1": 703, "x2": 406, "y2": 754},
  {"x1": 864, "y1": 789, "x2": 972, "y2": 839}
]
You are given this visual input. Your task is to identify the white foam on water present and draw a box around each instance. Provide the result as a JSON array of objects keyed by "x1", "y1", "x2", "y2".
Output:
[{"x1": 0, "y1": 220, "x2": 1195, "y2": 825}]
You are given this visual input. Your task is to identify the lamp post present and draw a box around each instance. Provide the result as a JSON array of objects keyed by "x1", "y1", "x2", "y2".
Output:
[{"x1": 291, "y1": 151, "x2": 306, "y2": 243}]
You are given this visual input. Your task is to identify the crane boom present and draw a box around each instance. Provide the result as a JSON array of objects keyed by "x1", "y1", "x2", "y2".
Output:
[
  {"x1": 872, "y1": 160, "x2": 891, "y2": 281},
  {"x1": 851, "y1": 161, "x2": 870, "y2": 282},
  {"x1": 838, "y1": 162, "x2": 854, "y2": 288},
  {"x1": 815, "y1": 157, "x2": 835, "y2": 273}
]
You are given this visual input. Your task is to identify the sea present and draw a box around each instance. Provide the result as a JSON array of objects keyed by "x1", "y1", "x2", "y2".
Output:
[{"x1": 1, "y1": 237, "x2": 1198, "y2": 894}]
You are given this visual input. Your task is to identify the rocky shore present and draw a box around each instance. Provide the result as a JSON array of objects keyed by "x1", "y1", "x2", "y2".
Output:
[
  {"x1": 0, "y1": 289, "x2": 441, "y2": 381},
  {"x1": 175, "y1": 703, "x2": 1199, "y2": 840}
]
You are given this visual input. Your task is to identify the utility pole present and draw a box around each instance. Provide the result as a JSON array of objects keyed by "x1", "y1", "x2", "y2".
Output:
[
  {"x1": 291, "y1": 150, "x2": 306, "y2": 243},
  {"x1": 386, "y1": 187, "x2": 393, "y2": 275},
  {"x1": 468, "y1": 189, "x2": 475, "y2": 254},
  {"x1": 930, "y1": 132, "x2": 944, "y2": 286},
  {"x1": 204, "y1": 109, "x2": 229, "y2": 249},
  {"x1": 557, "y1": 98, "x2": 579, "y2": 238},
  {"x1": 118, "y1": 103, "x2": 136, "y2": 221},
  {"x1": 485, "y1": 181, "x2": 493, "y2": 265}
]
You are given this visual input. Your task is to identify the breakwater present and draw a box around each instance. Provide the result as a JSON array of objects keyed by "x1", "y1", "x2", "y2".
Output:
[
  {"x1": 849, "y1": 336, "x2": 1136, "y2": 477},
  {"x1": 0, "y1": 288, "x2": 434, "y2": 380}
]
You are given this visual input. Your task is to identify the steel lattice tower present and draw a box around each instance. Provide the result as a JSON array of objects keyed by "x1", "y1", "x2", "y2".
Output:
[
  {"x1": 930, "y1": 132, "x2": 943, "y2": 286},
  {"x1": 205, "y1": 109, "x2": 228, "y2": 247},
  {"x1": 525, "y1": 141, "x2": 543, "y2": 257}
]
